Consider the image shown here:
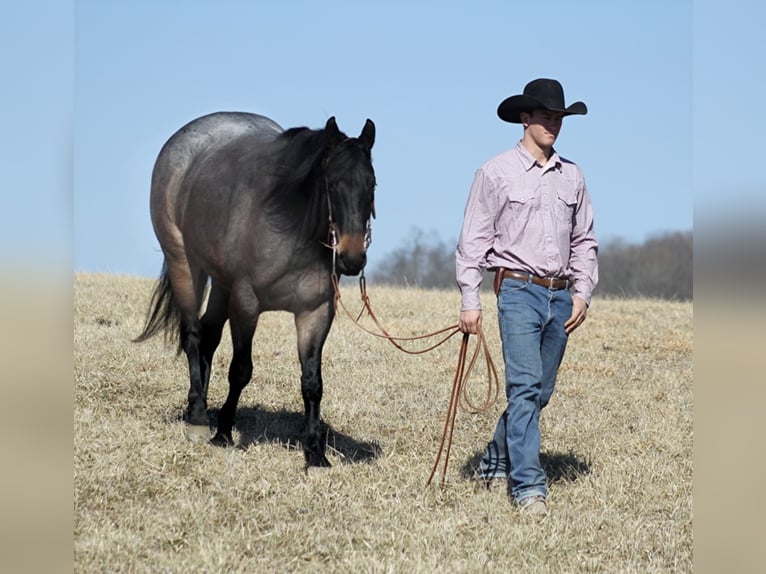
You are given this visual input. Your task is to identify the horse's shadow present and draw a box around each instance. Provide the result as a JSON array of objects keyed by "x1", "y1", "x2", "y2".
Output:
[
  {"x1": 458, "y1": 449, "x2": 592, "y2": 483},
  {"x1": 207, "y1": 405, "x2": 382, "y2": 464}
]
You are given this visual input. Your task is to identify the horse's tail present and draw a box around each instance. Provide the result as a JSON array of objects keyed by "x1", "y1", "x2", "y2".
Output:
[{"x1": 133, "y1": 260, "x2": 183, "y2": 354}]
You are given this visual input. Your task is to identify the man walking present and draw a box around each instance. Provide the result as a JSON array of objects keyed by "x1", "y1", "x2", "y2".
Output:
[{"x1": 455, "y1": 78, "x2": 598, "y2": 516}]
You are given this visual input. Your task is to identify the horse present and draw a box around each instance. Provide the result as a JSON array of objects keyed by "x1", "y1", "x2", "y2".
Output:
[{"x1": 134, "y1": 111, "x2": 376, "y2": 468}]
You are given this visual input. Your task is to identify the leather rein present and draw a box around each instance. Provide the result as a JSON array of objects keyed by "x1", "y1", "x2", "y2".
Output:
[
  {"x1": 323, "y1": 178, "x2": 500, "y2": 488},
  {"x1": 330, "y1": 268, "x2": 500, "y2": 489}
]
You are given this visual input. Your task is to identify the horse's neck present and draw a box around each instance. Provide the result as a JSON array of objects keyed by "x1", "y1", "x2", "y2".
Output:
[{"x1": 296, "y1": 175, "x2": 330, "y2": 244}]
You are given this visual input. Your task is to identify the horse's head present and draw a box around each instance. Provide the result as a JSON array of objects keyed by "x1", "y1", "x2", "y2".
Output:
[{"x1": 323, "y1": 117, "x2": 376, "y2": 276}]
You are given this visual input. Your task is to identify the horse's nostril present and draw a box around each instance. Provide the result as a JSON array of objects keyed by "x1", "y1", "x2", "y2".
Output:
[{"x1": 336, "y1": 251, "x2": 366, "y2": 276}]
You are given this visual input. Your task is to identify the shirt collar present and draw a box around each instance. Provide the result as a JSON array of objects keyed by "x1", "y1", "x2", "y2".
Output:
[{"x1": 515, "y1": 141, "x2": 562, "y2": 172}]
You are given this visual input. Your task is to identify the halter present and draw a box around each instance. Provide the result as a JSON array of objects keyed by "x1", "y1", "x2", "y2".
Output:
[
  {"x1": 323, "y1": 140, "x2": 373, "y2": 273},
  {"x1": 325, "y1": 190, "x2": 373, "y2": 275}
]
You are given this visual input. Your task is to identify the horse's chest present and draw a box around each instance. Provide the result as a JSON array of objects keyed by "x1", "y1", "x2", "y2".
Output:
[{"x1": 255, "y1": 272, "x2": 331, "y2": 313}]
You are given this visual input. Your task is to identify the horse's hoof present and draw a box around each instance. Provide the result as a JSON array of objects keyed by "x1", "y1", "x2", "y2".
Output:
[
  {"x1": 184, "y1": 424, "x2": 212, "y2": 443},
  {"x1": 210, "y1": 432, "x2": 234, "y2": 447},
  {"x1": 305, "y1": 454, "x2": 332, "y2": 469}
]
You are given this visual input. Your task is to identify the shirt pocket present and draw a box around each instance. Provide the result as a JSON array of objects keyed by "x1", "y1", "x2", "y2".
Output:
[
  {"x1": 554, "y1": 187, "x2": 577, "y2": 225},
  {"x1": 503, "y1": 180, "x2": 534, "y2": 214},
  {"x1": 498, "y1": 178, "x2": 536, "y2": 241}
]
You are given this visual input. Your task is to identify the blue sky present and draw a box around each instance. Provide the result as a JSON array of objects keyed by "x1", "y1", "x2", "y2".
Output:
[
  {"x1": 5, "y1": 1, "x2": 764, "y2": 279},
  {"x1": 75, "y1": 0, "x2": 693, "y2": 279}
]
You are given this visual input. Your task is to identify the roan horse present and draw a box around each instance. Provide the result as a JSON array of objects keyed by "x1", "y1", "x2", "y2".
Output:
[{"x1": 135, "y1": 112, "x2": 376, "y2": 467}]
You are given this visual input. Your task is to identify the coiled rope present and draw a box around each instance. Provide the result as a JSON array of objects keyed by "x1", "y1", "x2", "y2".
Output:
[{"x1": 332, "y1": 274, "x2": 500, "y2": 488}]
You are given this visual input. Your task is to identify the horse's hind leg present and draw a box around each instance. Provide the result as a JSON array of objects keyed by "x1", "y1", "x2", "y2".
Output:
[
  {"x1": 198, "y1": 282, "x2": 230, "y2": 408},
  {"x1": 211, "y1": 281, "x2": 259, "y2": 447},
  {"x1": 295, "y1": 300, "x2": 334, "y2": 468},
  {"x1": 164, "y1": 259, "x2": 211, "y2": 438}
]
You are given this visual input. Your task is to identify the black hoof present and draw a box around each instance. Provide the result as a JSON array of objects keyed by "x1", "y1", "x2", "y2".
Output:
[
  {"x1": 185, "y1": 407, "x2": 209, "y2": 428},
  {"x1": 210, "y1": 432, "x2": 234, "y2": 447},
  {"x1": 305, "y1": 452, "x2": 332, "y2": 468}
]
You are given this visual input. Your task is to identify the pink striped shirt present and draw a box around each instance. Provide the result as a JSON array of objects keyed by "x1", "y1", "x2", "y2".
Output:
[{"x1": 456, "y1": 142, "x2": 598, "y2": 310}]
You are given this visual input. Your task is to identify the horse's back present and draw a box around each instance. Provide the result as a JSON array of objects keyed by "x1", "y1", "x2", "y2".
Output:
[
  {"x1": 164, "y1": 112, "x2": 282, "y2": 155},
  {"x1": 150, "y1": 112, "x2": 284, "y2": 254},
  {"x1": 152, "y1": 112, "x2": 283, "y2": 196}
]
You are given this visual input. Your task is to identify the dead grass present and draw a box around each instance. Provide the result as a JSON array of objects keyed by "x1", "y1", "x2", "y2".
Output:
[{"x1": 74, "y1": 273, "x2": 692, "y2": 573}]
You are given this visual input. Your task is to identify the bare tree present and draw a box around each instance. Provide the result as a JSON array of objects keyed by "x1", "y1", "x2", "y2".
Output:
[
  {"x1": 369, "y1": 228, "x2": 456, "y2": 288},
  {"x1": 598, "y1": 231, "x2": 692, "y2": 300}
]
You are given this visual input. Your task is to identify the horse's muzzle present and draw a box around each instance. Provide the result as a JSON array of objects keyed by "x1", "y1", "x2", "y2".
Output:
[{"x1": 335, "y1": 233, "x2": 367, "y2": 276}]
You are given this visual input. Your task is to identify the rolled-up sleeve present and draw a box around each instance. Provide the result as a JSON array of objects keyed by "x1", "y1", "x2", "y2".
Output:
[{"x1": 455, "y1": 168, "x2": 497, "y2": 310}]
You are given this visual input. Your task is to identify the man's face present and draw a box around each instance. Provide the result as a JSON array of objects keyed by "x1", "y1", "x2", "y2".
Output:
[{"x1": 523, "y1": 109, "x2": 564, "y2": 148}]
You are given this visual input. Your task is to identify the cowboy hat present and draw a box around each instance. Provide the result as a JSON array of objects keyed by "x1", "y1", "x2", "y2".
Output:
[{"x1": 497, "y1": 78, "x2": 587, "y2": 123}]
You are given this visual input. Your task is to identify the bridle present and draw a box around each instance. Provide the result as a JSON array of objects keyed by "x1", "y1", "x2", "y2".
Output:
[
  {"x1": 323, "y1": 141, "x2": 373, "y2": 274},
  {"x1": 325, "y1": 193, "x2": 373, "y2": 277}
]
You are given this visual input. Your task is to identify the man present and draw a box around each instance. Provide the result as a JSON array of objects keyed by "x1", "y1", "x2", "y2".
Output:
[{"x1": 455, "y1": 78, "x2": 598, "y2": 516}]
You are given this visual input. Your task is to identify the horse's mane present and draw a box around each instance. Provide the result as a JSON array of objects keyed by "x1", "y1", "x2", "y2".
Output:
[
  {"x1": 267, "y1": 126, "x2": 332, "y2": 189},
  {"x1": 260, "y1": 125, "x2": 355, "y2": 240},
  {"x1": 260, "y1": 128, "x2": 318, "y2": 189}
]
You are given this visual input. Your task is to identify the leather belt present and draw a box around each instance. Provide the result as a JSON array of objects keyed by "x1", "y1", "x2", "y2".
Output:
[{"x1": 493, "y1": 268, "x2": 573, "y2": 295}]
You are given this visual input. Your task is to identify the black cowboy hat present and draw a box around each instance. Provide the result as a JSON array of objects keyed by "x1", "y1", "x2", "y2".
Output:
[{"x1": 497, "y1": 78, "x2": 587, "y2": 124}]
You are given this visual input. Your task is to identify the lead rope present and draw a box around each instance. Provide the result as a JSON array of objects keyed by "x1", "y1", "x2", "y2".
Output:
[
  {"x1": 425, "y1": 327, "x2": 500, "y2": 488},
  {"x1": 331, "y1": 271, "x2": 501, "y2": 488},
  {"x1": 333, "y1": 273, "x2": 463, "y2": 353}
]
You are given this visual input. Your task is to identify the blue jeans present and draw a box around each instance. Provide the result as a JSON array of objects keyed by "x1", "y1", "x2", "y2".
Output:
[{"x1": 478, "y1": 277, "x2": 572, "y2": 502}]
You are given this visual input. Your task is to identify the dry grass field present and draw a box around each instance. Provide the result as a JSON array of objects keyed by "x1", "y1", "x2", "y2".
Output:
[{"x1": 74, "y1": 272, "x2": 692, "y2": 573}]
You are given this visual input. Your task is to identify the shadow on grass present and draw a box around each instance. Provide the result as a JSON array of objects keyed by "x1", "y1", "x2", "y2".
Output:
[
  {"x1": 204, "y1": 405, "x2": 382, "y2": 464},
  {"x1": 541, "y1": 451, "x2": 592, "y2": 483},
  {"x1": 458, "y1": 449, "x2": 592, "y2": 483}
]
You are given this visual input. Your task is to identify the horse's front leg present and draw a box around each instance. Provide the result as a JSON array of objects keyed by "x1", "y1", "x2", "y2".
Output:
[
  {"x1": 295, "y1": 299, "x2": 334, "y2": 468},
  {"x1": 211, "y1": 281, "x2": 259, "y2": 447}
]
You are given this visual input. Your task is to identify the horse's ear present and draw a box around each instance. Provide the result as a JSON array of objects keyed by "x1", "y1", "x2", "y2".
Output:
[
  {"x1": 325, "y1": 116, "x2": 343, "y2": 147},
  {"x1": 358, "y1": 119, "x2": 375, "y2": 151}
]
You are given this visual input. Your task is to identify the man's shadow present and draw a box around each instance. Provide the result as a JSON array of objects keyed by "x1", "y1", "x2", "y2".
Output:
[
  {"x1": 207, "y1": 405, "x2": 382, "y2": 464},
  {"x1": 459, "y1": 449, "x2": 592, "y2": 483}
]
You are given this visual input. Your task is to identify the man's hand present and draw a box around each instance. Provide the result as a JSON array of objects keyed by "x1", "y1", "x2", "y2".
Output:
[
  {"x1": 459, "y1": 309, "x2": 482, "y2": 334},
  {"x1": 564, "y1": 295, "x2": 588, "y2": 334}
]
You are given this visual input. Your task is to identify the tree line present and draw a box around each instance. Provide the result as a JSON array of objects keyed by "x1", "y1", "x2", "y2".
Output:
[{"x1": 368, "y1": 229, "x2": 692, "y2": 301}]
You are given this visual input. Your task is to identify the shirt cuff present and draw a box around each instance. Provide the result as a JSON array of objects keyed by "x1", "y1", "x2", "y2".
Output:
[
  {"x1": 573, "y1": 288, "x2": 592, "y2": 307},
  {"x1": 460, "y1": 288, "x2": 482, "y2": 311}
]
